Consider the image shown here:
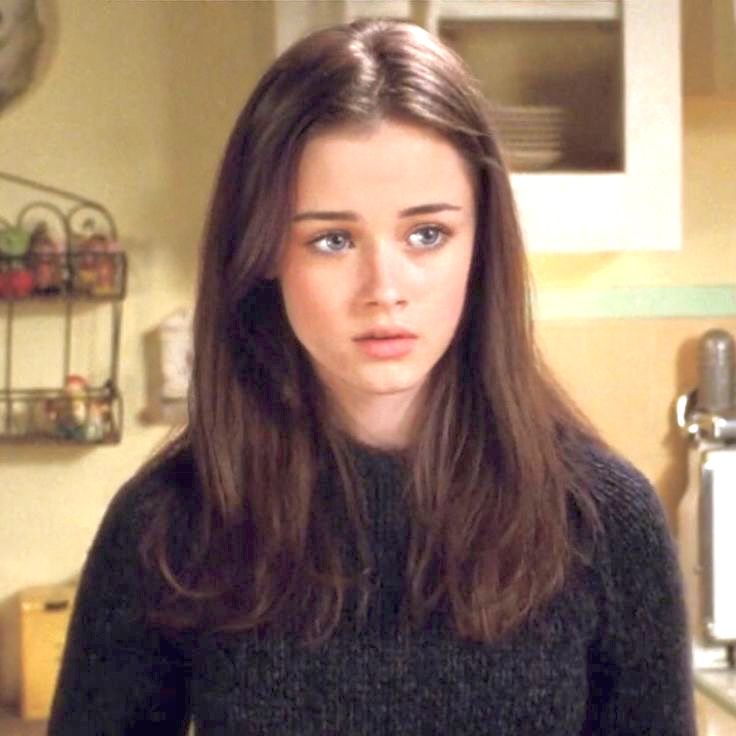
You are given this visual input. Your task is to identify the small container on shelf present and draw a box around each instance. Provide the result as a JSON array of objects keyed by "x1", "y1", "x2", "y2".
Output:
[
  {"x1": 0, "y1": 226, "x2": 31, "y2": 261},
  {"x1": 0, "y1": 257, "x2": 33, "y2": 300},
  {"x1": 0, "y1": 395, "x2": 33, "y2": 437},
  {"x1": 31, "y1": 396, "x2": 58, "y2": 437},
  {"x1": 54, "y1": 375, "x2": 89, "y2": 441},
  {"x1": 141, "y1": 308, "x2": 192, "y2": 424},
  {"x1": 85, "y1": 395, "x2": 114, "y2": 442},
  {"x1": 27, "y1": 223, "x2": 66, "y2": 297},
  {"x1": 51, "y1": 376, "x2": 118, "y2": 443},
  {"x1": 70, "y1": 232, "x2": 124, "y2": 299},
  {"x1": 0, "y1": 226, "x2": 34, "y2": 300},
  {"x1": 0, "y1": 381, "x2": 122, "y2": 445}
]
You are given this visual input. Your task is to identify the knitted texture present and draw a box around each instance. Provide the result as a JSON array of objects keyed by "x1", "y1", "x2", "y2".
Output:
[{"x1": 49, "y1": 442, "x2": 696, "y2": 735}]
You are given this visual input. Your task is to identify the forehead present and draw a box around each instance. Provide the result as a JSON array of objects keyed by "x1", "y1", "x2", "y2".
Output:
[{"x1": 293, "y1": 119, "x2": 475, "y2": 210}]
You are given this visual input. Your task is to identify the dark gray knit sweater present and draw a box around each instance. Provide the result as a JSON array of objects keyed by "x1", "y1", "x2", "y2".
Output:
[{"x1": 49, "y1": 442, "x2": 696, "y2": 735}]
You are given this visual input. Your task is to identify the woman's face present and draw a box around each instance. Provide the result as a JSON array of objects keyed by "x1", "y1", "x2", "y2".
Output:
[{"x1": 278, "y1": 119, "x2": 476, "y2": 416}]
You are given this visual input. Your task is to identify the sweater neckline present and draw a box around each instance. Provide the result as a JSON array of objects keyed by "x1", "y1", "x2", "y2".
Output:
[{"x1": 342, "y1": 435, "x2": 409, "y2": 478}]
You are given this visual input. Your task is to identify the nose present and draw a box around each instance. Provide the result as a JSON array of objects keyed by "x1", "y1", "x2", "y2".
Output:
[{"x1": 358, "y1": 240, "x2": 407, "y2": 308}]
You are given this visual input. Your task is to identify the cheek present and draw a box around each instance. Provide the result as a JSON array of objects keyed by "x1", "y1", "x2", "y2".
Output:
[
  {"x1": 280, "y1": 269, "x2": 345, "y2": 341},
  {"x1": 440, "y1": 286, "x2": 470, "y2": 337},
  {"x1": 424, "y1": 253, "x2": 473, "y2": 326}
]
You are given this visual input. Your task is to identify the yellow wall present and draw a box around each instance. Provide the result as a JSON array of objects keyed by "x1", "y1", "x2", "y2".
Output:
[
  {"x1": 0, "y1": 0, "x2": 273, "y2": 704},
  {"x1": 530, "y1": 99, "x2": 736, "y2": 288},
  {"x1": 532, "y1": 97, "x2": 736, "y2": 527}
]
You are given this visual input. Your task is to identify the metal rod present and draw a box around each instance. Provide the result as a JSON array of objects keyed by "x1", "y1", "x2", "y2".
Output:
[
  {"x1": 63, "y1": 298, "x2": 72, "y2": 382},
  {"x1": 0, "y1": 171, "x2": 98, "y2": 208},
  {"x1": 4, "y1": 301, "x2": 11, "y2": 433},
  {"x1": 110, "y1": 300, "x2": 122, "y2": 389},
  {"x1": 3, "y1": 302, "x2": 9, "y2": 391},
  {"x1": 0, "y1": 385, "x2": 117, "y2": 399}
]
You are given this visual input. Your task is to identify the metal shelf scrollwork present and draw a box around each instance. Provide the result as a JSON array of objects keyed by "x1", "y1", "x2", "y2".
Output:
[{"x1": 0, "y1": 171, "x2": 126, "y2": 445}]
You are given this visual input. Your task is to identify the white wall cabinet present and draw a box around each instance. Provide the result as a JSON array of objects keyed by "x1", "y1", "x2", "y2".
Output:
[{"x1": 273, "y1": 0, "x2": 682, "y2": 252}]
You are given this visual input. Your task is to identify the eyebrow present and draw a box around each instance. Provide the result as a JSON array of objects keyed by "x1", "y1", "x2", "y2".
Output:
[{"x1": 290, "y1": 202, "x2": 462, "y2": 223}]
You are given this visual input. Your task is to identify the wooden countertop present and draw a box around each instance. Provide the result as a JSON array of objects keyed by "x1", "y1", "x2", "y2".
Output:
[{"x1": 696, "y1": 689, "x2": 736, "y2": 735}]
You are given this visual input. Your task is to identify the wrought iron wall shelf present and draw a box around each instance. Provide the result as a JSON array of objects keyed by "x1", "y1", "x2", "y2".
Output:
[{"x1": 0, "y1": 171, "x2": 126, "y2": 446}]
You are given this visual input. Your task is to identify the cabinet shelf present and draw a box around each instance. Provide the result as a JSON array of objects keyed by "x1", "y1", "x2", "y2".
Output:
[
  {"x1": 434, "y1": 1, "x2": 620, "y2": 22},
  {"x1": 273, "y1": 0, "x2": 681, "y2": 251},
  {"x1": 0, "y1": 171, "x2": 126, "y2": 444},
  {"x1": 0, "y1": 383, "x2": 122, "y2": 445},
  {"x1": 0, "y1": 293, "x2": 124, "y2": 304},
  {"x1": 435, "y1": 1, "x2": 681, "y2": 251},
  {"x1": 0, "y1": 252, "x2": 127, "y2": 302}
]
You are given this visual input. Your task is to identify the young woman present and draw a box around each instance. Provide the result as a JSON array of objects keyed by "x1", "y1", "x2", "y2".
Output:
[{"x1": 49, "y1": 19, "x2": 696, "y2": 735}]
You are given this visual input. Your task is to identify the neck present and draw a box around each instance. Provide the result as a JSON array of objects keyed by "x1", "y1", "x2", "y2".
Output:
[{"x1": 327, "y1": 387, "x2": 423, "y2": 451}]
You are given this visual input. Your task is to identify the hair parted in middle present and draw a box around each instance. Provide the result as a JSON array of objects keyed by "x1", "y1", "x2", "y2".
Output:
[{"x1": 140, "y1": 18, "x2": 603, "y2": 646}]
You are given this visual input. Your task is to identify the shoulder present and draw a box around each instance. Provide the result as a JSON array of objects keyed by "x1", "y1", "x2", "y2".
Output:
[
  {"x1": 570, "y1": 446, "x2": 694, "y2": 723},
  {"x1": 92, "y1": 443, "x2": 198, "y2": 567},
  {"x1": 112, "y1": 442, "x2": 196, "y2": 515},
  {"x1": 576, "y1": 440, "x2": 670, "y2": 544},
  {"x1": 570, "y1": 440, "x2": 680, "y2": 600},
  {"x1": 69, "y1": 444, "x2": 198, "y2": 629}
]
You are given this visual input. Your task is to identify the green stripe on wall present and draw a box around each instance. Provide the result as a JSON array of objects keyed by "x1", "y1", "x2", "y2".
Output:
[{"x1": 534, "y1": 285, "x2": 736, "y2": 320}]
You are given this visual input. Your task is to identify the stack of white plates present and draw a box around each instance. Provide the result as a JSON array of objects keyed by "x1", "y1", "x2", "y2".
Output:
[{"x1": 493, "y1": 105, "x2": 568, "y2": 172}]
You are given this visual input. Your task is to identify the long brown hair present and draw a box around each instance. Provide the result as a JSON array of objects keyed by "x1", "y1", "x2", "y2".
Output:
[{"x1": 140, "y1": 18, "x2": 603, "y2": 645}]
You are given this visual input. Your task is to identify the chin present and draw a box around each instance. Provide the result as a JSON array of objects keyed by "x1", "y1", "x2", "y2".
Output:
[
  {"x1": 352, "y1": 367, "x2": 428, "y2": 397},
  {"x1": 363, "y1": 382, "x2": 421, "y2": 397}
]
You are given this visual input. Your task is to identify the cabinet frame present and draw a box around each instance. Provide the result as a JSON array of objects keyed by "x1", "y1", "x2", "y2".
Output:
[
  {"x1": 424, "y1": 0, "x2": 682, "y2": 252},
  {"x1": 275, "y1": 0, "x2": 682, "y2": 252}
]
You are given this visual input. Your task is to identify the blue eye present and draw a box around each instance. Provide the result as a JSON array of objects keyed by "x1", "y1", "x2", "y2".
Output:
[
  {"x1": 310, "y1": 231, "x2": 353, "y2": 253},
  {"x1": 408, "y1": 225, "x2": 448, "y2": 250}
]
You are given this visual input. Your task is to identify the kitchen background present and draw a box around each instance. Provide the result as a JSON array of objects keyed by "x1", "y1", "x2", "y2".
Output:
[{"x1": 0, "y1": 0, "x2": 734, "y2": 722}]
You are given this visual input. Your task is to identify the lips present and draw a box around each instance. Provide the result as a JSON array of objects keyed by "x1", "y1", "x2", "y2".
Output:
[
  {"x1": 354, "y1": 327, "x2": 417, "y2": 340},
  {"x1": 353, "y1": 327, "x2": 418, "y2": 359}
]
